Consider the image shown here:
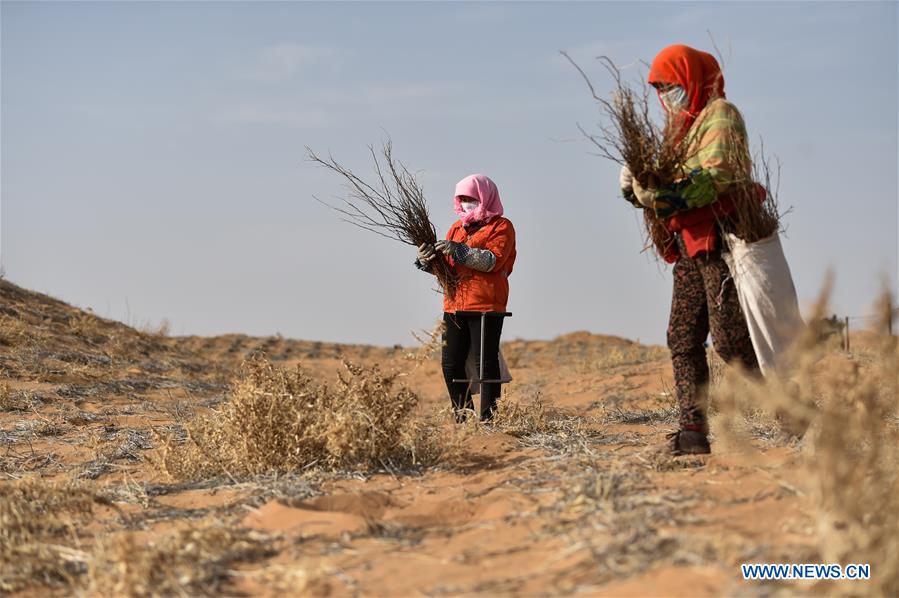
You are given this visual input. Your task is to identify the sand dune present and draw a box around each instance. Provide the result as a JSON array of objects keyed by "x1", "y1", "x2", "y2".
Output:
[{"x1": 1, "y1": 279, "x2": 893, "y2": 596}]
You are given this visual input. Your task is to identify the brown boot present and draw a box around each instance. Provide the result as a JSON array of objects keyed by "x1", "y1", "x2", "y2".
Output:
[{"x1": 666, "y1": 429, "x2": 711, "y2": 455}]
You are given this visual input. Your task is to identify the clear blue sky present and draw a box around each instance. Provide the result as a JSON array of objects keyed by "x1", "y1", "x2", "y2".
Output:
[{"x1": 2, "y1": 1, "x2": 897, "y2": 345}]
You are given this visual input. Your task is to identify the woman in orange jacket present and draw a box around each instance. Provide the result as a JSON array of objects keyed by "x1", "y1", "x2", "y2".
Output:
[{"x1": 415, "y1": 174, "x2": 517, "y2": 422}]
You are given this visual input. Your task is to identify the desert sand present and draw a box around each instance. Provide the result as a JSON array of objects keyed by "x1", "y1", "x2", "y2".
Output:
[{"x1": 0, "y1": 279, "x2": 890, "y2": 596}]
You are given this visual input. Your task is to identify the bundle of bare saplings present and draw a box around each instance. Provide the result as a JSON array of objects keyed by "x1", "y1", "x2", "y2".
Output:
[
  {"x1": 561, "y1": 53, "x2": 780, "y2": 257},
  {"x1": 308, "y1": 142, "x2": 458, "y2": 298}
]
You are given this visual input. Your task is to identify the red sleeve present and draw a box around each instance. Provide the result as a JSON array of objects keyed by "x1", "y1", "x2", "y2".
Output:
[
  {"x1": 443, "y1": 222, "x2": 462, "y2": 268},
  {"x1": 485, "y1": 219, "x2": 515, "y2": 273}
]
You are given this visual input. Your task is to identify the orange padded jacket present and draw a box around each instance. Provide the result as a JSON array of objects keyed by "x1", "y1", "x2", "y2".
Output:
[{"x1": 441, "y1": 217, "x2": 516, "y2": 314}]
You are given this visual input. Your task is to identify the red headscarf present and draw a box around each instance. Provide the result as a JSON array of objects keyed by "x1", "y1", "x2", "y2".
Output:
[
  {"x1": 648, "y1": 45, "x2": 734, "y2": 263},
  {"x1": 648, "y1": 45, "x2": 725, "y2": 140}
]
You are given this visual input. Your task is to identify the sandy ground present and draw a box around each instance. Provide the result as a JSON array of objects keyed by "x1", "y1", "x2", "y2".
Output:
[{"x1": 0, "y1": 279, "x2": 880, "y2": 596}]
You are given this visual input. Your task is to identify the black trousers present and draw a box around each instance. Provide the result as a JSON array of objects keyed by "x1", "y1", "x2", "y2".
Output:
[{"x1": 442, "y1": 312, "x2": 504, "y2": 421}]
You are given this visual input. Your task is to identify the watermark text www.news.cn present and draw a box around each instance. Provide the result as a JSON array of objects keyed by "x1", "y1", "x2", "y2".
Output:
[{"x1": 742, "y1": 563, "x2": 870, "y2": 581}]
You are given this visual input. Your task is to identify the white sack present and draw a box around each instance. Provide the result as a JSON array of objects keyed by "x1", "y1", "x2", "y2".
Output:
[
  {"x1": 465, "y1": 348, "x2": 512, "y2": 395},
  {"x1": 723, "y1": 232, "x2": 805, "y2": 377}
]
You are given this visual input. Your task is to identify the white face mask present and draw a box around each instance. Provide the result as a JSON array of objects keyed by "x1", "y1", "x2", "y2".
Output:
[
  {"x1": 660, "y1": 85, "x2": 688, "y2": 112},
  {"x1": 460, "y1": 200, "x2": 479, "y2": 214}
]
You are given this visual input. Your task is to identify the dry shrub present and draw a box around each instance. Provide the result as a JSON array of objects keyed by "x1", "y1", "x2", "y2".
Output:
[
  {"x1": 0, "y1": 314, "x2": 30, "y2": 346},
  {"x1": 713, "y1": 140, "x2": 783, "y2": 243},
  {"x1": 728, "y1": 171, "x2": 780, "y2": 243},
  {"x1": 160, "y1": 356, "x2": 465, "y2": 479},
  {"x1": 576, "y1": 343, "x2": 669, "y2": 374},
  {"x1": 707, "y1": 347, "x2": 727, "y2": 390},
  {"x1": 68, "y1": 312, "x2": 109, "y2": 344},
  {"x1": 0, "y1": 383, "x2": 28, "y2": 411},
  {"x1": 712, "y1": 291, "x2": 898, "y2": 595},
  {"x1": 490, "y1": 395, "x2": 596, "y2": 455},
  {"x1": 0, "y1": 477, "x2": 98, "y2": 592},
  {"x1": 87, "y1": 522, "x2": 273, "y2": 597},
  {"x1": 140, "y1": 318, "x2": 171, "y2": 338},
  {"x1": 491, "y1": 396, "x2": 556, "y2": 437},
  {"x1": 404, "y1": 319, "x2": 446, "y2": 367}
]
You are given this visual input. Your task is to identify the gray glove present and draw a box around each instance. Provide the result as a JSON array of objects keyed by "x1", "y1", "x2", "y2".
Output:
[
  {"x1": 417, "y1": 242, "x2": 436, "y2": 263},
  {"x1": 435, "y1": 240, "x2": 496, "y2": 272},
  {"x1": 434, "y1": 239, "x2": 457, "y2": 256},
  {"x1": 415, "y1": 242, "x2": 436, "y2": 271}
]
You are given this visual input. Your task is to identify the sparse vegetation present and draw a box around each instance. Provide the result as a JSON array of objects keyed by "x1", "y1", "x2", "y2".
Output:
[
  {"x1": 140, "y1": 318, "x2": 171, "y2": 339},
  {"x1": 0, "y1": 314, "x2": 31, "y2": 346},
  {"x1": 0, "y1": 478, "x2": 279, "y2": 596},
  {"x1": 404, "y1": 319, "x2": 446, "y2": 367},
  {"x1": 159, "y1": 356, "x2": 467, "y2": 480},
  {"x1": 575, "y1": 343, "x2": 669, "y2": 374},
  {"x1": 87, "y1": 522, "x2": 274, "y2": 597},
  {"x1": 69, "y1": 312, "x2": 109, "y2": 344},
  {"x1": 0, "y1": 477, "x2": 99, "y2": 592},
  {"x1": 2, "y1": 277, "x2": 897, "y2": 595},
  {"x1": 712, "y1": 292, "x2": 899, "y2": 595},
  {"x1": 0, "y1": 383, "x2": 26, "y2": 411}
]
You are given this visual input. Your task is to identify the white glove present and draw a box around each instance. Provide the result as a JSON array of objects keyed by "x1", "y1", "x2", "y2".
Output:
[
  {"x1": 632, "y1": 178, "x2": 656, "y2": 208},
  {"x1": 417, "y1": 243, "x2": 436, "y2": 264},
  {"x1": 619, "y1": 165, "x2": 634, "y2": 190}
]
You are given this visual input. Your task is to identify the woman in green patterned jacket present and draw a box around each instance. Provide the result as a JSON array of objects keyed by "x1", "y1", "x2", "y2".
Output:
[{"x1": 619, "y1": 44, "x2": 760, "y2": 455}]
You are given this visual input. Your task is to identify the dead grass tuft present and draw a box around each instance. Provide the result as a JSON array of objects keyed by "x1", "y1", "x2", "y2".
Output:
[
  {"x1": 575, "y1": 343, "x2": 669, "y2": 374},
  {"x1": 160, "y1": 356, "x2": 466, "y2": 479},
  {"x1": 233, "y1": 563, "x2": 332, "y2": 596},
  {"x1": 602, "y1": 405, "x2": 678, "y2": 426},
  {"x1": 0, "y1": 314, "x2": 30, "y2": 346},
  {"x1": 491, "y1": 395, "x2": 557, "y2": 437},
  {"x1": 87, "y1": 521, "x2": 274, "y2": 597},
  {"x1": 0, "y1": 477, "x2": 98, "y2": 592},
  {"x1": 0, "y1": 383, "x2": 28, "y2": 411},
  {"x1": 538, "y1": 458, "x2": 687, "y2": 586},
  {"x1": 68, "y1": 312, "x2": 109, "y2": 344},
  {"x1": 491, "y1": 395, "x2": 605, "y2": 456},
  {"x1": 139, "y1": 318, "x2": 171, "y2": 338},
  {"x1": 404, "y1": 319, "x2": 446, "y2": 367},
  {"x1": 713, "y1": 290, "x2": 899, "y2": 595}
]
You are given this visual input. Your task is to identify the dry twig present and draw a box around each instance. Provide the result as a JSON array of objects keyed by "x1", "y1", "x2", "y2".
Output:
[
  {"x1": 561, "y1": 52, "x2": 689, "y2": 257},
  {"x1": 562, "y1": 51, "x2": 784, "y2": 253},
  {"x1": 308, "y1": 141, "x2": 458, "y2": 298}
]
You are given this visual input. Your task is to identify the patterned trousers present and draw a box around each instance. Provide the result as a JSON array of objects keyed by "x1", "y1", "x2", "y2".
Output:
[{"x1": 667, "y1": 237, "x2": 758, "y2": 432}]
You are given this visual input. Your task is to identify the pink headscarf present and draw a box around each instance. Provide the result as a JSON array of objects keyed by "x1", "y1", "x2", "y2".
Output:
[{"x1": 453, "y1": 174, "x2": 504, "y2": 226}]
